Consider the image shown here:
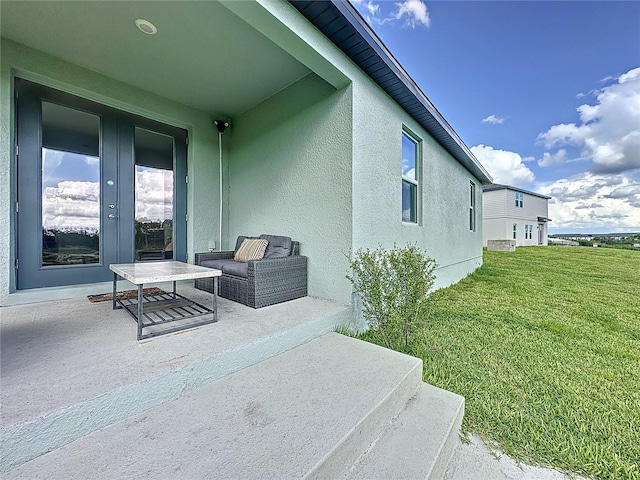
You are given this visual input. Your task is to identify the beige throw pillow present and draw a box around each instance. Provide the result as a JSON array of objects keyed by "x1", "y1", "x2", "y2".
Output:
[{"x1": 234, "y1": 239, "x2": 268, "y2": 263}]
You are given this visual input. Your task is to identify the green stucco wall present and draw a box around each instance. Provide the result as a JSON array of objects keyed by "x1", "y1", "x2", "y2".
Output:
[
  {"x1": 227, "y1": 73, "x2": 353, "y2": 304},
  {"x1": 249, "y1": 0, "x2": 484, "y2": 290},
  {"x1": 0, "y1": 39, "x2": 221, "y2": 302},
  {"x1": 351, "y1": 79, "x2": 484, "y2": 289}
]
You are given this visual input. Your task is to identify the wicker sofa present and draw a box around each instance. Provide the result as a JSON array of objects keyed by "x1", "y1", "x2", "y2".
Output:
[{"x1": 194, "y1": 234, "x2": 307, "y2": 308}]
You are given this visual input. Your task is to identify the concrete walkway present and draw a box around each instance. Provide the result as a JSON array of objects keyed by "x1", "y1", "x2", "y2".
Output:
[{"x1": 445, "y1": 434, "x2": 591, "y2": 480}]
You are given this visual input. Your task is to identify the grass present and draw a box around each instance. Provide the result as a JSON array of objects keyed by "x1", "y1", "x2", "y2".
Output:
[{"x1": 356, "y1": 247, "x2": 640, "y2": 480}]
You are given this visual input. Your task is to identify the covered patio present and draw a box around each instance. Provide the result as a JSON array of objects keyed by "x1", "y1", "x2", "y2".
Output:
[
  {"x1": 1, "y1": 0, "x2": 353, "y2": 306},
  {"x1": 1, "y1": 283, "x2": 351, "y2": 472}
]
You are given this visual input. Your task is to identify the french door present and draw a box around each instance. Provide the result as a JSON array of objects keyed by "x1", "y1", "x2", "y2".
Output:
[{"x1": 15, "y1": 79, "x2": 187, "y2": 289}]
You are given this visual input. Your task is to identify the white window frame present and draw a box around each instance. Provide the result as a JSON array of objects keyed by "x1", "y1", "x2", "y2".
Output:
[
  {"x1": 513, "y1": 223, "x2": 517, "y2": 240},
  {"x1": 469, "y1": 181, "x2": 476, "y2": 231},
  {"x1": 515, "y1": 192, "x2": 524, "y2": 208},
  {"x1": 525, "y1": 224, "x2": 533, "y2": 240},
  {"x1": 401, "y1": 130, "x2": 421, "y2": 224}
]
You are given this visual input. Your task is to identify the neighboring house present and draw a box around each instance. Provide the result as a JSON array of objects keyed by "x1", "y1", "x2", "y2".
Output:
[
  {"x1": 0, "y1": 0, "x2": 492, "y2": 307},
  {"x1": 482, "y1": 184, "x2": 551, "y2": 247}
]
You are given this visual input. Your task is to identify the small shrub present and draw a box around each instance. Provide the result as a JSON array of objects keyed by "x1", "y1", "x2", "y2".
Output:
[{"x1": 346, "y1": 244, "x2": 436, "y2": 353}]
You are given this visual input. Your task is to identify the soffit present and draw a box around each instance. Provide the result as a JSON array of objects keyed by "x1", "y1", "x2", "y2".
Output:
[
  {"x1": 1, "y1": 1, "x2": 311, "y2": 118},
  {"x1": 291, "y1": 0, "x2": 493, "y2": 184}
]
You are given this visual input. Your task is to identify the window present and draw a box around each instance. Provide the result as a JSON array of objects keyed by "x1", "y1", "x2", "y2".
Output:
[
  {"x1": 402, "y1": 132, "x2": 419, "y2": 223},
  {"x1": 515, "y1": 192, "x2": 524, "y2": 208},
  {"x1": 469, "y1": 182, "x2": 476, "y2": 231},
  {"x1": 513, "y1": 223, "x2": 517, "y2": 239},
  {"x1": 525, "y1": 224, "x2": 533, "y2": 239}
]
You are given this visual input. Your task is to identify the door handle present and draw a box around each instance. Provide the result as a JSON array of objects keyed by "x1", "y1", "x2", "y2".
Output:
[{"x1": 108, "y1": 214, "x2": 118, "y2": 219}]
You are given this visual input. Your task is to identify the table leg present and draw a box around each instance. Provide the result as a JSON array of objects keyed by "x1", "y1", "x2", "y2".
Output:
[
  {"x1": 137, "y1": 284, "x2": 144, "y2": 341},
  {"x1": 112, "y1": 272, "x2": 117, "y2": 310},
  {"x1": 213, "y1": 276, "x2": 218, "y2": 322},
  {"x1": 173, "y1": 280, "x2": 177, "y2": 299}
]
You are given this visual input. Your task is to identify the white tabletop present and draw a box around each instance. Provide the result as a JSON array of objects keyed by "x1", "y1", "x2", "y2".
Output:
[{"x1": 110, "y1": 261, "x2": 222, "y2": 285}]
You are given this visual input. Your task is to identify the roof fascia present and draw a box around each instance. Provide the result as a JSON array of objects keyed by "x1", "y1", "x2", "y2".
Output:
[{"x1": 293, "y1": 0, "x2": 492, "y2": 184}]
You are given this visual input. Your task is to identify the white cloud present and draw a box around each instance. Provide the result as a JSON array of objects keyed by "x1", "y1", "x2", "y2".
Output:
[
  {"x1": 135, "y1": 168, "x2": 173, "y2": 222},
  {"x1": 536, "y1": 173, "x2": 640, "y2": 230},
  {"x1": 538, "y1": 149, "x2": 568, "y2": 168},
  {"x1": 537, "y1": 67, "x2": 640, "y2": 174},
  {"x1": 364, "y1": 0, "x2": 379, "y2": 16},
  {"x1": 351, "y1": 0, "x2": 380, "y2": 17},
  {"x1": 42, "y1": 168, "x2": 174, "y2": 232},
  {"x1": 481, "y1": 114, "x2": 505, "y2": 125},
  {"x1": 392, "y1": 0, "x2": 430, "y2": 28},
  {"x1": 471, "y1": 144, "x2": 535, "y2": 186},
  {"x1": 351, "y1": 0, "x2": 430, "y2": 29},
  {"x1": 43, "y1": 181, "x2": 100, "y2": 231}
]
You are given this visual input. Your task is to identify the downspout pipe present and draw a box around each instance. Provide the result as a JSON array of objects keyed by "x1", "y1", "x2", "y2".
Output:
[{"x1": 214, "y1": 120, "x2": 229, "y2": 251}]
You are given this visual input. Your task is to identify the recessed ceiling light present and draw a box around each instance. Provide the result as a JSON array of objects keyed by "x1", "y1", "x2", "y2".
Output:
[{"x1": 135, "y1": 19, "x2": 157, "y2": 35}]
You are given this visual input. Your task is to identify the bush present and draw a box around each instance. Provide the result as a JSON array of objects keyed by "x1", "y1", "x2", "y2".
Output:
[{"x1": 346, "y1": 244, "x2": 436, "y2": 353}]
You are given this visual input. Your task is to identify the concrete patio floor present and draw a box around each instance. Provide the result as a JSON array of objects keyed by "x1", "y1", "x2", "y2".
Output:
[{"x1": 1, "y1": 284, "x2": 349, "y2": 429}]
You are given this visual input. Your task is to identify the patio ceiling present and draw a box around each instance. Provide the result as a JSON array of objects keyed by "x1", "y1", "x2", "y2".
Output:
[{"x1": 0, "y1": 1, "x2": 312, "y2": 118}]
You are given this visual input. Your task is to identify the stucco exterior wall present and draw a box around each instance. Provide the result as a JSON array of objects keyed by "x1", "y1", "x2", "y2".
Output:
[
  {"x1": 250, "y1": 0, "x2": 484, "y2": 291},
  {"x1": 0, "y1": 39, "x2": 221, "y2": 302},
  {"x1": 351, "y1": 79, "x2": 484, "y2": 289},
  {"x1": 228, "y1": 74, "x2": 353, "y2": 305}
]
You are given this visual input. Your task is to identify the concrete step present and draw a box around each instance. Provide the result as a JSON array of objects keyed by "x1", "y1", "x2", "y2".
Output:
[
  {"x1": 346, "y1": 383, "x2": 465, "y2": 480},
  {"x1": 1, "y1": 293, "x2": 350, "y2": 473},
  {"x1": 4, "y1": 333, "x2": 424, "y2": 479}
]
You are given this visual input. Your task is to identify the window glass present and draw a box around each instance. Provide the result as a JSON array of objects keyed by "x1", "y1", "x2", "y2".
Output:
[
  {"x1": 134, "y1": 127, "x2": 174, "y2": 261},
  {"x1": 469, "y1": 182, "x2": 476, "y2": 231},
  {"x1": 41, "y1": 101, "x2": 100, "y2": 267},
  {"x1": 402, "y1": 134, "x2": 416, "y2": 180},
  {"x1": 525, "y1": 224, "x2": 533, "y2": 239},
  {"x1": 513, "y1": 223, "x2": 517, "y2": 239},
  {"x1": 402, "y1": 181, "x2": 417, "y2": 223},
  {"x1": 402, "y1": 132, "x2": 419, "y2": 223}
]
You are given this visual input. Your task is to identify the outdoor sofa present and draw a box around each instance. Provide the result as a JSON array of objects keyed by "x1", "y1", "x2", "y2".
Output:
[{"x1": 194, "y1": 234, "x2": 307, "y2": 308}]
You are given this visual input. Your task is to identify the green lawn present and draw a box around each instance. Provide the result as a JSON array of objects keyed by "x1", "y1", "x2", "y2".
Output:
[{"x1": 359, "y1": 247, "x2": 640, "y2": 479}]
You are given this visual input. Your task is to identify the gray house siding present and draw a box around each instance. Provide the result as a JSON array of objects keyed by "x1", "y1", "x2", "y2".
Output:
[{"x1": 483, "y1": 187, "x2": 550, "y2": 247}]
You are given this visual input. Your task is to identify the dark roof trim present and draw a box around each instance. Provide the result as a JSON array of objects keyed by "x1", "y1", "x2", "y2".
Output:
[
  {"x1": 483, "y1": 183, "x2": 552, "y2": 200},
  {"x1": 290, "y1": 0, "x2": 492, "y2": 184},
  {"x1": 538, "y1": 216, "x2": 552, "y2": 223}
]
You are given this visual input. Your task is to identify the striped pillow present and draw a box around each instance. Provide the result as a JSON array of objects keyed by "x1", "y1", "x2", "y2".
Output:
[{"x1": 234, "y1": 239, "x2": 269, "y2": 263}]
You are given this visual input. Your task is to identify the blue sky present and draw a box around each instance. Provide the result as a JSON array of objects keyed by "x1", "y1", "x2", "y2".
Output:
[{"x1": 351, "y1": 0, "x2": 640, "y2": 234}]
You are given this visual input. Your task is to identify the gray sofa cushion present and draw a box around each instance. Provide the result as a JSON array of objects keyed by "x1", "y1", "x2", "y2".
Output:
[
  {"x1": 200, "y1": 259, "x2": 238, "y2": 271},
  {"x1": 222, "y1": 261, "x2": 249, "y2": 278},
  {"x1": 201, "y1": 258, "x2": 249, "y2": 278},
  {"x1": 259, "y1": 234, "x2": 292, "y2": 258}
]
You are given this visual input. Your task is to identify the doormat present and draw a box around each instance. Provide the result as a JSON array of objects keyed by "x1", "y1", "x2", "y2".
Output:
[{"x1": 88, "y1": 287, "x2": 165, "y2": 303}]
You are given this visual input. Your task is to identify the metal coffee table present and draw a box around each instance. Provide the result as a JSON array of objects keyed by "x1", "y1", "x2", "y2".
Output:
[{"x1": 110, "y1": 261, "x2": 222, "y2": 340}]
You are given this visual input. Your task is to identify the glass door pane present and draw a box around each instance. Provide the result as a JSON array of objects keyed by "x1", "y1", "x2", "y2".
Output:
[
  {"x1": 134, "y1": 127, "x2": 174, "y2": 261},
  {"x1": 41, "y1": 101, "x2": 101, "y2": 266}
]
